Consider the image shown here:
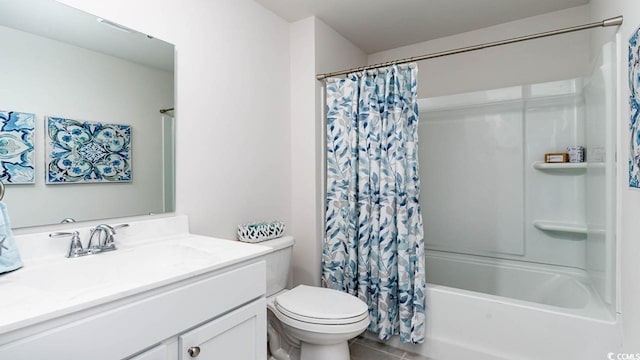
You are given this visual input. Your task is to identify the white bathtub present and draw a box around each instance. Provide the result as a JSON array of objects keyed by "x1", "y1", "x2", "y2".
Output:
[
  {"x1": 363, "y1": 251, "x2": 621, "y2": 360},
  {"x1": 425, "y1": 251, "x2": 605, "y2": 312}
]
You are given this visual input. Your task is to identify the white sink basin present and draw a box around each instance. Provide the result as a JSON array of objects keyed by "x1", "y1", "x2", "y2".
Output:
[
  {"x1": 15, "y1": 243, "x2": 221, "y2": 292},
  {"x1": 0, "y1": 234, "x2": 270, "y2": 334}
]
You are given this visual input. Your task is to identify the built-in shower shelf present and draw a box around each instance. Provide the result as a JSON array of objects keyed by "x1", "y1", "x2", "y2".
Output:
[
  {"x1": 533, "y1": 161, "x2": 605, "y2": 171},
  {"x1": 533, "y1": 221, "x2": 587, "y2": 235}
]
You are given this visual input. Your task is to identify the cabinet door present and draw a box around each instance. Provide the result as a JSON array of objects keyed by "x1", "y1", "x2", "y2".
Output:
[{"x1": 179, "y1": 298, "x2": 266, "y2": 360}]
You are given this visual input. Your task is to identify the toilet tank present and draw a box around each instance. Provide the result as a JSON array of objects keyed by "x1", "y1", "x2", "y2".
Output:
[{"x1": 256, "y1": 236, "x2": 294, "y2": 297}]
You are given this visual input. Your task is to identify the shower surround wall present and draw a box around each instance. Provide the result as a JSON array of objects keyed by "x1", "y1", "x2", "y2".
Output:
[
  {"x1": 419, "y1": 80, "x2": 588, "y2": 268},
  {"x1": 418, "y1": 74, "x2": 618, "y2": 304},
  {"x1": 584, "y1": 40, "x2": 618, "y2": 316}
]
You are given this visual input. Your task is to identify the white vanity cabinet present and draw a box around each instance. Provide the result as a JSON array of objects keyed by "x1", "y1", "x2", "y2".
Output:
[
  {"x1": 130, "y1": 298, "x2": 266, "y2": 360},
  {"x1": 0, "y1": 260, "x2": 267, "y2": 360}
]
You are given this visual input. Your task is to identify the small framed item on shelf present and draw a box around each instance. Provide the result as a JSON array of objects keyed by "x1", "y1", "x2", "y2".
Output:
[
  {"x1": 544, "y1": 153, "x2": 569, "y2": 163},
  {"x1": 567, "y1": 146, "x2": 585, "y2": 163}
]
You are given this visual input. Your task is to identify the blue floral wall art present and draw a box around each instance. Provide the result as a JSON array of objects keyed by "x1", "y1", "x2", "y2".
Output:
[
  {"x1": 0, "y1": 111, "x2": 35, "y2": 184},
  {"x1": 46, "y1": 117, "x2": 131, "y2": 184},
  {"x1": 630, "y1": 26, "x2": 640, "y2": 188}
]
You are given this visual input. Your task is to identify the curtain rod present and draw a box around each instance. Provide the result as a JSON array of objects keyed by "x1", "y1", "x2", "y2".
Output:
[{"x1": 316, "y1": 15, "x2": 623, "y2": 80}]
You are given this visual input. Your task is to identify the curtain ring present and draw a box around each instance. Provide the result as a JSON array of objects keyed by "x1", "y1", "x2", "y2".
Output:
[{"x1": 0, "y1": 180, "x2": 5, "y2": 201}]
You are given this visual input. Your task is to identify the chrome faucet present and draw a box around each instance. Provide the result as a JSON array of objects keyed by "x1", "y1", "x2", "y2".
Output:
[
  {"x1": 49, "y1": 223, "x2": 129, "y2": 258},
  {"x1": 88, "y1": 224, "x2": 115, "y2": 252},
  {"x1": 88, "y1": 223, "x2": 129, "y2": 253}
]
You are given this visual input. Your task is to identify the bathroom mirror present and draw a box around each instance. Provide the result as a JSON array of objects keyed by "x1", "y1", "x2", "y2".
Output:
[{"x1": 0, "y1": 0, "x2": 175, "y2": 228}]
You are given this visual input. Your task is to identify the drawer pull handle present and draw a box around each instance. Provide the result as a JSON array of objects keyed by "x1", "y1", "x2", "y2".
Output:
[{"x1": 188, "y1": 346, "x2": 201, "y2": 357}]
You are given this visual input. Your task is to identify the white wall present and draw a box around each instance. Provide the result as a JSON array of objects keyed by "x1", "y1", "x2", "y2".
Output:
[
  {"x1": 290, "y1": 17, "x2": 317, "y2": 286},
  {"x1": 289, "y1": 16, "x2": 366, "y2": 286},
  {"x1": 368, "y1": 5, "x2": 591, "y2": 98},
  {"x1": 55, "y1": 0, "x2": 293, "y2": 240},
  {"x1": 590, "y1": 0, "x2": 640, "y2": 352},
  {"x1": 0, "y1": 24, "x2": 172, "y2": 228}
]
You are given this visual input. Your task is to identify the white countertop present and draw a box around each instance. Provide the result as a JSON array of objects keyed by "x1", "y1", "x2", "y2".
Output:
[{"x1": 0, "y1": 226, "x2": 271, "y2": 335}]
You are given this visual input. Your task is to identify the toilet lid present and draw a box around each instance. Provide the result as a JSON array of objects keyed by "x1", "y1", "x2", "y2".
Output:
[{"x1": 274, "y1": 285, "x2": 369, "y2": 325}]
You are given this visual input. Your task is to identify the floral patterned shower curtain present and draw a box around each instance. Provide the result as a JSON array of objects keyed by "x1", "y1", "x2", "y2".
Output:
[{"x1": 321, "y1": 64, "x2": 426, "y2": 344}]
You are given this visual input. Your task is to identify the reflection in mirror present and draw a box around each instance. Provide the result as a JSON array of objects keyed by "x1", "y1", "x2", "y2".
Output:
[{"x1": 0, "y1": 0, "x2": 175, "y2": 228}]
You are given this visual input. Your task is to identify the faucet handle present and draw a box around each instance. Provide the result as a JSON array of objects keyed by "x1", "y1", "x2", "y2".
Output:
[
  {"x1": 49, "y1": 231, "x2": 77, "y2": 238},
  {"x1": 49, "y1": 231, "x2": 85, "y2": 258},
  {"x1": 112, "y1": 223, "x2": 130, "y2": 231}
]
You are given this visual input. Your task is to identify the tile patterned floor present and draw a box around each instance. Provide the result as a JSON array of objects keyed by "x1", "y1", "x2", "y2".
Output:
[{"x1": 349, "y1": 337, "x2": 432, "y2": 360}]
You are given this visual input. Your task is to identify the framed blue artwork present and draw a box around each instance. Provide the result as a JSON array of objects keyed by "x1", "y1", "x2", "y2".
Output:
[
  {"x1": 46, "y1": 117, "x2": 131, "y2": 184},
  {"x1": 0, "y1": 111, "x2": 35, "y2": 184},
  {"x1": 630, "y1": 26, "x2": 640, "y2": 188}
]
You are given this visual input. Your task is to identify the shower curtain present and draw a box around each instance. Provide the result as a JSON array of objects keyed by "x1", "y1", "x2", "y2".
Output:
[{"x1": 321, "y1": 64, "x2": 426, "y2": 344}]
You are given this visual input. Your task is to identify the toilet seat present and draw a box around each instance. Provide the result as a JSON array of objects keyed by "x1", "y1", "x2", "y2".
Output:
[{"x1": 274, "y1": 285, "x2": 369, "y2": 325}]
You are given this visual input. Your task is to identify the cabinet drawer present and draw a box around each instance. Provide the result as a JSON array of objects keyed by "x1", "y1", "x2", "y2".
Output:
[{"x1": 0, "y1": 261, "x2": 265, "y2": 360}]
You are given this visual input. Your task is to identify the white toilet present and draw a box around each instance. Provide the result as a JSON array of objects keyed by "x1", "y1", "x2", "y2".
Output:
[{"x1": 259, "y1": 236, "x2": 369, "y2": 360}]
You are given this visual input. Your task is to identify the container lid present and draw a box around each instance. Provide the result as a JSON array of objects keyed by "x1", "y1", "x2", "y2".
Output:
[{"x1": 274, "y1": 285, "x2": 368, "y2": 325}]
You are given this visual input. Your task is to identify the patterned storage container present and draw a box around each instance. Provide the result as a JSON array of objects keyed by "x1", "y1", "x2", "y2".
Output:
[{"x1": 237, "y1": 220, "x2": 285, "y2": 243}]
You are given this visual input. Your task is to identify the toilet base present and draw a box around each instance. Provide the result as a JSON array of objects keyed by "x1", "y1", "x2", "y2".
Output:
[
  {"x1": 267, "y1": 287, "x2": 369, "y2": 360},
  {"x1": 300, "y1": 341, "x2": 350, "y2": 360}
]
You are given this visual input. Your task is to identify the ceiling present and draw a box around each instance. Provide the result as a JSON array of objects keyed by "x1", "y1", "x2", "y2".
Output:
[
  {"x1": 0, "y1": 0, "x2": 174, "y2": 72},
  {"x1": 254, "y1": 0, "x2": 590, "y2": 54}
]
